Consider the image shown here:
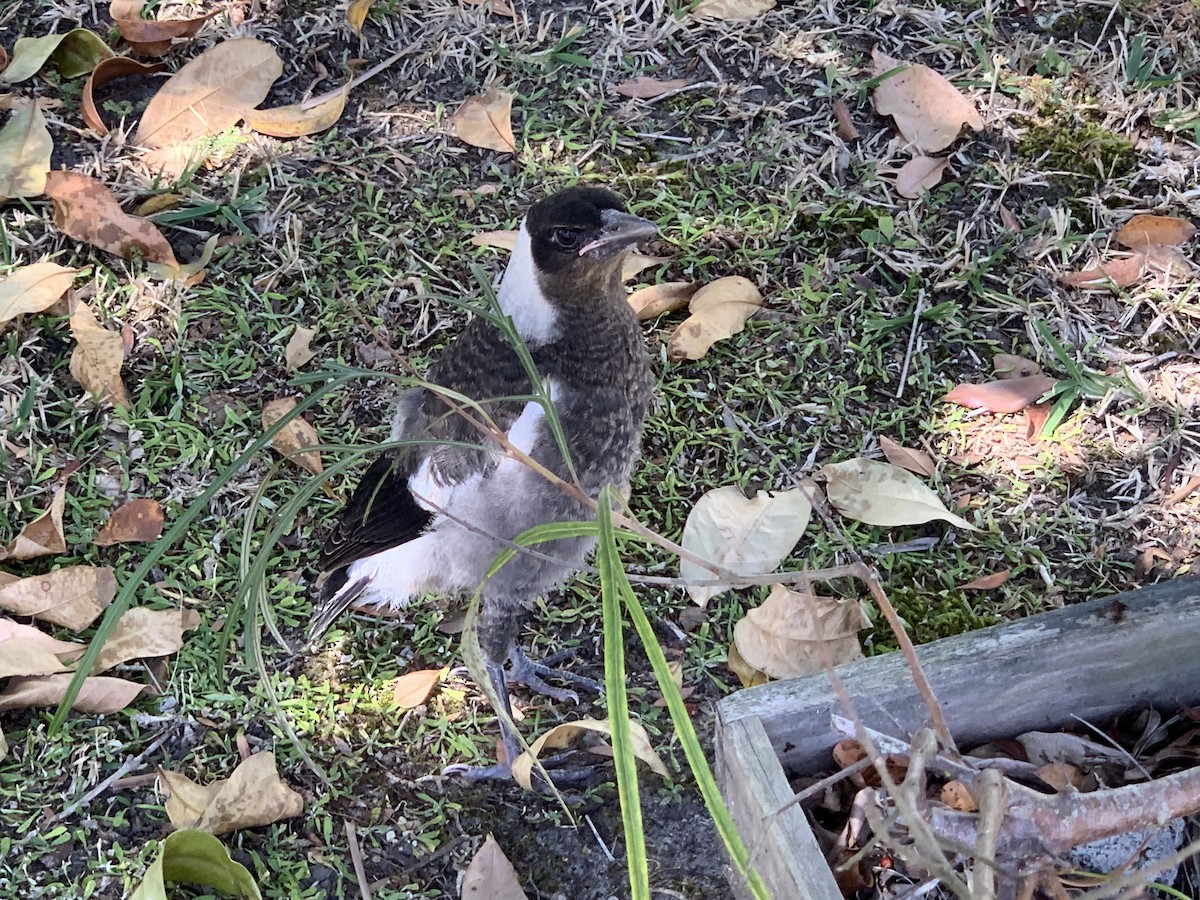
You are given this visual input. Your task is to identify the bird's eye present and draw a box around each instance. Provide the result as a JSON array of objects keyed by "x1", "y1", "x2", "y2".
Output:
[{"x1": 550, "y1": 227, "x2": 582, "y2": 249}]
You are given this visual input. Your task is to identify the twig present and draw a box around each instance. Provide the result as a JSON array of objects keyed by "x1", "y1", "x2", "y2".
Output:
[
  {"x1": 772, "y1": 754, "x2": 875, "y2": 816},
  {"x1": 345, "y1": 819, "x2": 372, "y2": 900},
  {"x1": 896, "y1": 291, "x2": 925, "y2": 400},
  {"x1": 584, "y1": 814, "x2": 615, "y2": 862},
  {"x1": 52, "y1": 725, "x2": 177, "y2": 823}
]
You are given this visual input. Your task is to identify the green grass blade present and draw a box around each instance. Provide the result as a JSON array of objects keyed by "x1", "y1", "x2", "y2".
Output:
[
  {"x1": 616, "y1": 547, "x2": 771, "y2": 899},
  {"x1": 596, "y1": 487, "x2": 650, "y2": 900}
]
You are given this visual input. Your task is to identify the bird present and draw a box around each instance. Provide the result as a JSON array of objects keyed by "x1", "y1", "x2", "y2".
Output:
[{"x1": 308, "y1": 186, "x2": 657, "y2": 781}]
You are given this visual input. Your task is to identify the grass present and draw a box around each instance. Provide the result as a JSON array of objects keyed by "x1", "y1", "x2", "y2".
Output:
[{"x1": 2, "y1": 0, "x2": 1200, "y2": 895}]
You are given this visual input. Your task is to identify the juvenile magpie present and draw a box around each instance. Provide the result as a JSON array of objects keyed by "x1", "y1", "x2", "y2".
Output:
[{"x1": 309, "y1": 186, "x2": 656, "y2": 781}]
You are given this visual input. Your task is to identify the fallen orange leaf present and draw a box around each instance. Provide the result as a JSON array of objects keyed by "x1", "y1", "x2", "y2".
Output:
[
  {"x1": 3, "y1": 485, "x2": 67, "y2": 560},
  {"x1": 451, "y1": 84, "x2": 516, "y2": 153},
  {"x1": 943, "y1": 375, "x2": 1058, "y2": 414},
  {"x1": 392, "y1": 667, "x2": 447, "y2": 709},
  {"x1": 93, "y1": 498, "x2": 165, "y2": 546},
  {"x1": 1115, "y1": 214, "x2": 1196, "y2": 251}
]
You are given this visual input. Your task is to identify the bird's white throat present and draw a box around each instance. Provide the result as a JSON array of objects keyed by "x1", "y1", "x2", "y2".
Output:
[{"x1": 497, "y1": 221, "x2": 560, "y2": 345}]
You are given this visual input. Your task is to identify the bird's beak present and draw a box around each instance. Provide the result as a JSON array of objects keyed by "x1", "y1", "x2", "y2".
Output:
[{"x1": 579, "y1": 209, "x2": 658, "y2": 259}]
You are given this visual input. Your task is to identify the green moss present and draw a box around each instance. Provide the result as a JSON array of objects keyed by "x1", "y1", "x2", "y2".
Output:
[{"x1": 1018, "y1": 117, "x2": 1137, "y2": 180}]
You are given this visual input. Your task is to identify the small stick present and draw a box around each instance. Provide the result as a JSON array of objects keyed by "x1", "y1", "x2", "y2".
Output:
[
  {"x1": 53, "y1": 725, "x2": 177, "y2": 823},
  {"x1": 345, "y1": 819, "x2": 372, "y2": 900}
]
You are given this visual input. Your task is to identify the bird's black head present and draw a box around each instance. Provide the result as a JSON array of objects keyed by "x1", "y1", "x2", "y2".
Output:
[{"x1": 524, "y1": 186, "x2": 657, "y2": 279}]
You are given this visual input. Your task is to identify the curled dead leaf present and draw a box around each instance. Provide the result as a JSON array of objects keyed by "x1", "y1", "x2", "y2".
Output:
[
  {"x1": 1, "y1": 29, "x2": 114, "y2": 84},
  {"x1": 0, "y1": 618, "x2": 86, "y2": 663},
  {"x1": 462, "y1": 835, "x2": 526, "y2": 900},
  {"x1": 679, "y1": 484, "x2": 813, "y2": 606},
  {"x1": 0, "y1": 639, "x2": 74, "y2": 678},
  {"x1": 940, "y1": 780, "x2": 979, "y2": 812},
  {"x1": 283, "y1": 325, "x2": 318, "y2": 371},
  {"x1": 943, "y1": 375, "x2": 1057, "y2": 414},
  {"x1": 44, "y1": 171, "x2": 178, "y2": 268},
  {"x1": 1059, "y1": 254, "x2": 1145, "y2": 290},
  {"x1": 615, "y1": 77, "x2": 690, "y2": 99},
  {"x1": 821, "y1": 458, "x2": 978, "y2": 530},
  {"x1": 692, "y1": 0, "x2": 777, "y2": 19},
  {"x1": 666, "y1": 275, "x2": 763, "y2": 361},
  {"x1": 0, "y1": 262, "x2": 78, "y2": 324},
  {"x1": 83, "y1": 57, "x2": 167, "y2": 136},
  {"x1": 878, "y1": 436, "x2": 935, "y2": 478},
  {"x1": 471, "y1": 229, "x2": 518, "y2": 251},
  {"x1": 895, "y1": 155, "x2": 949, "y2": 199},
  {"x1": 160, "y1": 752, "x2": 304, "y2": 834},
  {"x1": 726, "y1": 641, "x2": 768, "y2": 688},
  {"x1": 871, "y1": 48, "x2": 983, "y2": 153},
  {"x1": 0, "y1": 565, "x2": 117, "y2": 630},
  {"x1": 347, "y1": 0, "x2": 375, "y2": 32},
  {"x1": 511, "y1": 717, "x2": 670, "y2": 791},
  {"x1": 452, "y1": 84, "x2": 516, "y2": 153},
  {"x1": 832, "y1": 98, "x2": 859, "y2": 141},
  {"x1": 70, "y1": 302, "x2": 131, "y2": 408},
  {"x1": 245, "y1": 85, "x2": 349, "y2": 138},
  {"x1": 1115, "y1": 214, "x2": 1196, "y2": 251},
  {"x1": 113, "y1": 8, "x2": 217, "y2": 58},
  {"x1": 262, "y1": 397, "x2": 323, "y2": 475},
  {"x1": 732, "y1": 585, "x2": 868, "y2": 679},
  {"x1": 93, "y1": 498, "x2": 165, "y2": 546},
  {"x1": 961, "y1": 569, "x2": 1011, "y2": 590},
  {"x1": 4, "y1": 485, "x2": 67, "y2": 560},
  {"x1": 627, "y1": 281, "x2": 697, "y2": 320}
]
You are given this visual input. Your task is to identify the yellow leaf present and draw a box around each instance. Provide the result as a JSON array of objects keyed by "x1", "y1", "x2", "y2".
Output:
[
  {"x1": 262, "y1": 397, "x2": 323, "y2": 475},
  {"x1": 0, "y1": 673, "x2": 145, "y2": 713},
  {"x1": 821, "y1": 458, "x2": 979, "y2": 530},
  {"x1": 391, "y1": 667, "x2": 447, "y2": 709},
  {"x1": 245, "y1": 86, "x2": 349, "y2": 138},
  {"x1": 346, "y1": 0, "x2": 374, "y2": 32},
  {"x1": 0, "y1": 100, "x2": 52, "y2": 199},
  {"x1": 627, "y1": 281, "x2": 697, "y2": 320},
  {"x1": 666, "y1": 275, "x2": 762, "y2": 361},
  {"x1": 69, "y1": 302, "x2": 130, "y2": 408},
  {"x1": 282, "y1": 325, "x2": 317, "y2": 372},
  {"x1": 1115, "y1": 214, "x2": 1197, "y2": 251},
  {"x1": 451, "y1": 84, "x2": 516, "y2": 153},
  {"x1": 3, "y1": 485, "x2": 67, "y2": 560},
  {"x1": 92, "y1": 607, "x2": 200, "y2": 673},
  {"x1": 511, "y1": 717, "x2": 670, "y2": 791},
  {"x1": 732, "y1": 585, "x2": 867, "y2": 679},
  {"x1": 160, "y1": 752, "x2": 304, "y2": 835},
  {"x1": 0, "y1": 262, "x2": 78, "y2": 324}
]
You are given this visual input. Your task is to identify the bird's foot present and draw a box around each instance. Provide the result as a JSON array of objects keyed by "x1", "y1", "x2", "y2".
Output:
[
  {"x1": 443, "y1": 751, "x2": 596, "y2": 786},
  {"x1": 506, "y1": 645, "x2": 603, "y2": 705}
]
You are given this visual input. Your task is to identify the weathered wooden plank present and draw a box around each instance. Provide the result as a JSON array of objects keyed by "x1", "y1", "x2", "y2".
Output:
[
  {"x1": 719, "y1": 577, "x2": 1200, "y2": 773},
  {"x1": 716, "y1": 716, "x2": 842, "y2": 900}
]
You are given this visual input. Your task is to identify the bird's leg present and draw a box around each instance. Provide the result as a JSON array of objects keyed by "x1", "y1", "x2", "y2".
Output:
[{"x1": 504, "y1": 642, "x2": 603, "y2": 704}]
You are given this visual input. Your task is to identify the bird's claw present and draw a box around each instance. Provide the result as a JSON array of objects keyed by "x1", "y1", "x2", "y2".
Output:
[{"x1": 506, "y1": 644, "x2": 602, "y2": 702}]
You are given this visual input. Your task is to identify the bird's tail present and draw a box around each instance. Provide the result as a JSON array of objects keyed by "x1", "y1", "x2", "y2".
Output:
[{"x1": 307, "y1": 568, "x2": 375, "y2": 644}]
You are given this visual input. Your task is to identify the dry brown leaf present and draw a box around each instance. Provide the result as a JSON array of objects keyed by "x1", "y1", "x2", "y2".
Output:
[
  {"x1": 1059, "y1": 254, "x2": 1145, "y2": 290},
  {"x1": 679, "y1": 485, "x2": 813, "y2": 606},
  {"x1": 666, "y1": 276, "x2": 763, "y2": 361},
  {"x1": 943, "y1": 374, "x2": 1057, "y2": 414},
  {"x1": 627, "y1": 281, "x2": 697, "y2": 320},
  {"x1": 0, "y1": 673, "x2": 145, "y2": 713},
  {"x1": 832, "y1": 98, "x2": 859, "y2": 140},
  {"x1": 895, "y1": 155, "x2": 949, "y2": 199},
  {"x1": 70, "y1": 302, "x2": 131, "y2": 408},
  {"x1": 44, "y1": 171, "x2": 178, "y2": 268},
  {"x1": 1115, "y1": 214, "x2": 1196, "y2": 251},
  {"x1": 93, "y1": 498, "x2": 165, "y2": 546},
  {"x1": 82, "y1": 57, "x2": 167, "y2": 136},
  {"x1": 0, "y1": 639, "x2": 74, "y2": 678},
  {"x1": 245, "y1": 86, "x2": 349, "y2": 138},
  {"x1": 732, "y1": 585, "x2": 867, "y2": 679},
  {"x1": 821, "y1": 458, "x2": 977, "y2": 530},
  {"x1": 621, "y1": 252, "x2": 666, "y2": 282},
  {"x1": 92, "y1": 607, "x2": 200, "y2": 673},
  {"x1": 160, "y1": 752, "x2": 304, "y2": 834},
  {"x1": 0, "y1": 565, "x2": 117, "y2": 630},
  {"x1": 461, "y1": 0, "x2": 517, "y2": 17},
  {"x1": 878, "y1": 436, "x2": 935, "y2": 477},
  {"x1": 262, "y1": 397, "x2": 323, "y2": 476},
  {"x1": 726, "y1": 641, "x2": 768, "y2": 688},
  {"x1": 0, "y1": 618, "x2": 86, "y2": 662},
  {"x1": 961, "y1": 569, "x2": 1011, "y2": 590},
  {"x1": 451, "y1": 85, "x2": 516, "y2": 153},
  {"x1": 0, "y1": 100, "x2": 52, "y2": 199},
  {"x1": 0, "y1": 262, "x2": 78, "y2": 324},
  {"x1": 692, "y1": 0, "x2": 777, "y2": 19},
  {"x1": 992, "y1": 353, "x2": 1041, "y2": 379},
  {"x1": 461, "y1": 834, "x2": 528, "y2": 900},
  {"x1": 113, "y1": 8, "x2": 217, "y2": 58},
  {"x1": 392, "y1": 667, "x2": 447, "y2": 709},
  {"x1": 283, "y1": 325, "x2": 318, "y2": 371},
  {"x1": 871, "y1": 48, "x2": 983, "y2": 153},
  {"x1": 471, "y1": 229, "x2": 518, "y2": 251},
  {"x1": 346, "y1": 0, "x2": 375, "y2": 32},
  {"x1": 4, "y1": 485, "x2": 67, "y2": 560},
  {"x1": 940, "y1": 780, "x2": 979, "y2": 812},
  {"x1": 511, "y1": 717, "x2": 670, "y2": 791},
  {"x1": 614, "y1": 77, "x2": 690, "y2": 99},
  {"x1": 134, "y1": 38, "x2": 283, "y2": 176}
]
